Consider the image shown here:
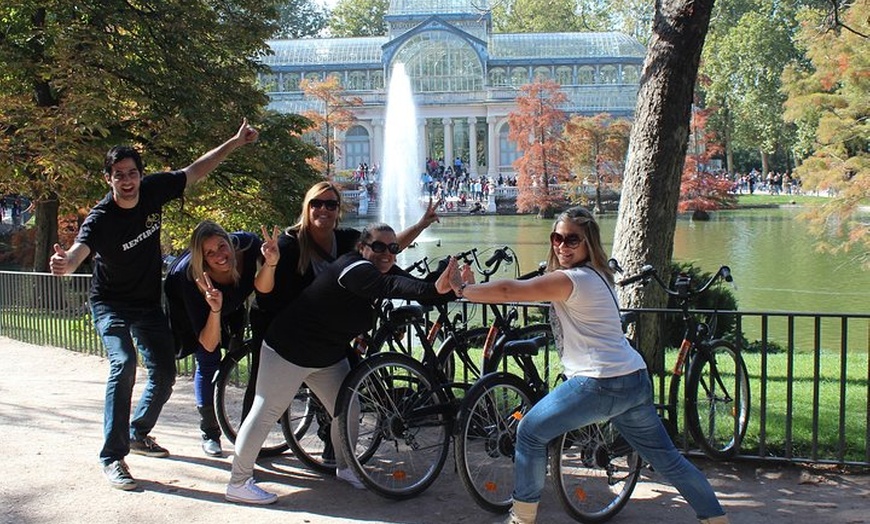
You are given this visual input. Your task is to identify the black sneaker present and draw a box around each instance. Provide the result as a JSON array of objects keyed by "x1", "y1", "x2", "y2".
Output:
[
  {"x1": 103, "y1": 460, "x2": 137, "y2": 490},
  {"x1": 130, "y1": 435, "x2": 169, "y2": 458}
]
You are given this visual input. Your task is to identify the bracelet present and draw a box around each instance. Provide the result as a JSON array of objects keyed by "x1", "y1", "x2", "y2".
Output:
[{"x1": 210, "y1": 309, "x2": 221, "y2": 314}]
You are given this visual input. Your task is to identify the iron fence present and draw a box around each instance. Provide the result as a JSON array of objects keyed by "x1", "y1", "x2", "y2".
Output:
[{"x1": 1, "y1": 270, "x2": 867, "y2": 467}]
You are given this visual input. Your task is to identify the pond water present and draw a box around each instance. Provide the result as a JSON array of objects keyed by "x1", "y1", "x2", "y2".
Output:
[{"x1": 350, "y1": 207, "x2": 867, "y2": 315}]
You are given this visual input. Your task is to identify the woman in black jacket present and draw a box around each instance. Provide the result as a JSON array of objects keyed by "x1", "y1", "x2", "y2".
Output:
[{"x1": 225, "y1": 223, "x2": 455, "y2": 505}]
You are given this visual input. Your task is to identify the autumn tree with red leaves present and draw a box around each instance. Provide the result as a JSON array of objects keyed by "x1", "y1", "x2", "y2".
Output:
[
  {"x1": 508, "y1": 79, "x2": 570, "y2": 218},
  {"x1": 563, "y1": 114, "x2": 631, "y2": 214},
  {"x1": 679, "y1": 106, "x2": 735, "y2": 219},
  {"x1": 300, "y1": 76, "x2": 363, "y2": 177}
]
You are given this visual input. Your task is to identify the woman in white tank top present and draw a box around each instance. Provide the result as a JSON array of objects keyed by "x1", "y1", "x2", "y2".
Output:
[{"x1": 447, "y1": 207, "x2": 728, "y2": 524}]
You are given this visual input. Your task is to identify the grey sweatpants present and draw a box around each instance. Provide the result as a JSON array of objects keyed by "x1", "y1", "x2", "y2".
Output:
[{"x1": 230, "y1": 342, "x2": 359, "y2": 485}]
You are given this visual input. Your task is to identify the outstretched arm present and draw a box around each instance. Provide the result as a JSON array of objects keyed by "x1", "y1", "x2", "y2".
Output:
[
  {"x1": 184, "y1": 119, "x2": 259, "y2": 187},
  {"x1": 49, "y1": 242, "x2": 91, "y2": 276}
]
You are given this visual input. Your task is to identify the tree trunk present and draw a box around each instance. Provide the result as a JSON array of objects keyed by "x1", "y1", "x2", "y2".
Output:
[
  {"x1": 32, "y1": 196, "x2": 59, "y2": 273},
  {"x1": 760, "y1": 149, "x2": 770, "y2": 178},
  {"x1": 611, "y1": 0, "x2": 715, "y2": 372}
]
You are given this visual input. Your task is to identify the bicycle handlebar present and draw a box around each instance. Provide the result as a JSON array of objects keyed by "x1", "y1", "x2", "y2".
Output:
[{"x1": 615, "y1": 261, "x2": 735, "y2": 300}]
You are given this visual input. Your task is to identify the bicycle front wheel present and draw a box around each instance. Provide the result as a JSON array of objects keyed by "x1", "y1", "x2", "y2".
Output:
[
  {"x1": 335, "y1": 352, "x2": 451, "y2": 500},
  {"x1": 685, "y1": 339, "x2": 750, "y2": 460},
  {"x1": 214, "y1": 350, "x2": 289, "y2": 457},
  {"x1": 454, "y1": 372, "x2": 538, "y2": 514},
  {"x1": 283, "y1": 384, "x2": 335, "y2": 474},
  {"x1": 550, "y1": 421, "x2": 643, "y2": 523}
]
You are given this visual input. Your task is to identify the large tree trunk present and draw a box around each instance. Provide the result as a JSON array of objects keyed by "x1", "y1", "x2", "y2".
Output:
[
  {"x1": 32, "y1": 196, "x2": 59, "y2": 273},
  {"x1": 612, "y1": 0, "x2": 714, "y2": 371}
]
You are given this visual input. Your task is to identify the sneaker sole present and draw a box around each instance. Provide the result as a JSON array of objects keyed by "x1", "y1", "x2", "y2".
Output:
[
  {"x1": 225, "y1": 493, "x2": 278, "y2": 505},
  {"x1": 129, "y1": 449, "x2": 169, "y2": 458},
  {"x1": 108, "y1": 480, "x2": 138, "y2": 491}
]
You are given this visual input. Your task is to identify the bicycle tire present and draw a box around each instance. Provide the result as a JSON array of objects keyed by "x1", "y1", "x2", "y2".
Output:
[
  {"x1": 283, "y1": 383, "x2": 336, "y2": 474},
  {"x1": 335, "y1": 352, "x2": 451, "y2": 500},
  {"x1": 454, "y1": 372, "x2": 538, "y2": 513},
  {"x1": 214, "y1": 348, "x2": 290, "y2": 457},
  {"x1": 550, "y1": 421, "x2": 643, "y2": 523},
  {"x1": 685, "y1": 339, "x2": 750, "y2": 460}
]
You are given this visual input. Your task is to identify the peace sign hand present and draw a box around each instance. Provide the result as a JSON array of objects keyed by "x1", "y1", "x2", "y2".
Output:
[
  {"x1": 195, "y1": 272, "x2": 223, "y2": 313},
  {"x1": 260, "y1": 225, "x2": 281, "y2": 268}
]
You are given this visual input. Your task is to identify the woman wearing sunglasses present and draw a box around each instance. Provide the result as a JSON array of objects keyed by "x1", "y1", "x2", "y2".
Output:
[
  {"x1": 243, "y1": 182, "x2": 439, "y2": 422},
  {"x1": 446, "y1": 207, "x2": 729, "y2": 524},
  {"x1": 226, "y1": 223, "x2": 456, "y2": 504}
]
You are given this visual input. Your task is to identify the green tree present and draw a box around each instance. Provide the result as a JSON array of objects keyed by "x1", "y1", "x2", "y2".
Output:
[
  {"x1": 328, "y1": 0, "x2": 388, "y2": 37},
  {"x1": 492, "y1": 0, "x2": 583, "y2": 32},
  {"x1": 782, "y1": 0, "x2": 869, "y2": 267},
  {"x1": 507, "y1": 79, "x2": 569, "y2": 218},
  {"x1": 0, "y1": 1, "x2": 321, "y2": 270},
  {"x1": 701, "y1": 0, "x2": 801, "y2": 175},
  {"x1": 275, "y1": 0, "x2": 330, "y2": 38},
  {"x1": 562, "y1": 114, "x2": 631, "y2": 214},
  {"x1": 299, "y1": 76, "x2": 363, "y2": 177}
]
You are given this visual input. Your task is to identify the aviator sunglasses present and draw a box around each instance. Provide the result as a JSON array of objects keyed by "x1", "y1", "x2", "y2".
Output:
[
  {"x1": 363, "y1": 240, "x2": 402, "y2": 255},
  {"x1": 309, "y1": 198, "x2": 339, "y2": 211},
  {"x1": 550, "y1": 232, "x2": 586, "y2": 248}
]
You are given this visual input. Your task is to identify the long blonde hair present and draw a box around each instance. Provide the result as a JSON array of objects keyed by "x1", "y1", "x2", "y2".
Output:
[
  {"x1": 288, "y1": 181, "x2": 342, "y2": 275},
  {"x1": 546, "y1": 206, "x2": 614, "y2": 284},
  {"x1": 188, "y1": 220, "x2": 240, "y2": 285}
]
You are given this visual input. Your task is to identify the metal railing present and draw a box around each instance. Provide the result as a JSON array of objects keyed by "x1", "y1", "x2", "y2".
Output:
[{"x1": 1, "y1": 270, "x2": 867, "y2": 467}]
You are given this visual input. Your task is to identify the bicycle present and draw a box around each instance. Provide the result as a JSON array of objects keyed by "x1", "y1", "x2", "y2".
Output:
[
  {"x1": 333, "y1": 247, "x2": 553, "y2": 500},
  {"x1": 614, "y1": 262, "x2": 750, "y2": 460}
]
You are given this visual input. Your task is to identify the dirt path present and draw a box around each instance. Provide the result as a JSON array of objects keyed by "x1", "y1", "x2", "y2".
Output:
[{"x1": 1, "y1": 336, "x2": 868, "y2": 523}]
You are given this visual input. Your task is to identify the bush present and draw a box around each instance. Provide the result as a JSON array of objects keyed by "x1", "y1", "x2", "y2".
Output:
[{"x1": 662, "y1": 261, "x2": 739, "y2": 347}]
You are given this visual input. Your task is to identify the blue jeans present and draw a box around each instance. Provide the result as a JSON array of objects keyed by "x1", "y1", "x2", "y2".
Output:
[
  {"x1": 513, "y1": 369, "x2": 725, "y2": 520},
  {"x1": 91, "y1": 302, "x2": 176, "y2": 465}
]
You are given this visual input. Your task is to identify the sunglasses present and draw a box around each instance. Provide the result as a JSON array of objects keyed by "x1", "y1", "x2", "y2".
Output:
[
  {"x1": 550, "y1": 232, "x2": 586, "y2": 248},
  {"x1": 363, "y1": 241, "x2": 402, "y2": 255},
  {"x1": 309, "y1": 199, "x2": 339, "y2": 211}
]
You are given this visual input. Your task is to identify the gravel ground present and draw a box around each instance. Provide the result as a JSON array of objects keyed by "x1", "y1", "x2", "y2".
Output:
[{"x1": 1, "y1": 336, "x2": 868, "y2": 524}]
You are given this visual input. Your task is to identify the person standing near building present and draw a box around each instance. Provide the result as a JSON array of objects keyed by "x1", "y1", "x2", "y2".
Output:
[{"x1": 49, "y1": 119, "x2": 259, "y2": 490}]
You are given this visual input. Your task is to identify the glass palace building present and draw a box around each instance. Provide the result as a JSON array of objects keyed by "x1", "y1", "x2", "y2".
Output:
[{"x1": 259, "y1": 0, "x2": 646, "y2": 178}]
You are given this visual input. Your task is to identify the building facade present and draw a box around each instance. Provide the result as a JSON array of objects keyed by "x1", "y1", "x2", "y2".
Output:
[{"x1": 259, "y1": 0, "x2": 646, "y2": 177}]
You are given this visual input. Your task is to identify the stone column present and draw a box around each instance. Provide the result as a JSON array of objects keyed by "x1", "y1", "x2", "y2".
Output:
[
  {"x1": 487, "y1": 116, "x2": 499, "y2": 178},
  {"x1": 467, "y1": 117, "x2": 478, "y2": 178},
  {"x1": 418, "y1": 119, "x2": 427, "y2": 174},
  {"x1": 372, "y1": 119, "x2": 384, "y2": 168},
  {"x1": 443, "y1": 117, "x2": 454, "y2": 169}
]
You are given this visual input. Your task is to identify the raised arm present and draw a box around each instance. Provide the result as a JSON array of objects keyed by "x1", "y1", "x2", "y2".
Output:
[
  {"x1": 255, "y1": 225, "x2": 281, "y2": 294},
  {"x1": 396, "y1": 196, "x2": 440, "y2": 249},
  {"x1": 49, "y1": 242, "x2": 91, "y2": 276},
  {"x1": 184, "y1": 119, "x2": 259, "y2": 187}
]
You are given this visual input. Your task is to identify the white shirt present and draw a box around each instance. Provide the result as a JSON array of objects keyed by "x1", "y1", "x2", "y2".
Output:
[{"x1": 550, "y1": 266, "x2": 647, "y2": 379}]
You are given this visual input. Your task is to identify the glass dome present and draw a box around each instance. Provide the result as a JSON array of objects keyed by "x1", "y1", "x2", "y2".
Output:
[
  {"x1": 388, "y1": 0, "x2": 490, "y2": 16},
  {"x1": 490, "y1": 32, "x2": 646, "y2": 59},
  {"x1": 263, "y1": 37, "x2": 387, "y2": 66}
]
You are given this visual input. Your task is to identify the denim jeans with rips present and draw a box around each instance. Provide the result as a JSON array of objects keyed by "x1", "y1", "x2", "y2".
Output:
[
  {"x1": 91, "y1": 301, "x2": 176, "y2": 465},
  {"x1": 513, "y1": 369, "x2": 725, "y2": 520}
]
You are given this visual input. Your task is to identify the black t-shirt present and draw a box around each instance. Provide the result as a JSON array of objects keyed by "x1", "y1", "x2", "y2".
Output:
[
  {"x1": 264, "y1": 251, "x2": 444, "y2": 368},
  {"x1": 166, "y1": 232, "x2": 262, "y2": 352},
  {"x1": 76, "y1": 171, "x2": 186, "y2": 306}
]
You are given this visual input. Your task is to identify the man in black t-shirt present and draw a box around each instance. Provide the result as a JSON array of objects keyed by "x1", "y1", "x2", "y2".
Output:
[{"x1": 49, "y1": 120, "x2": 258, "y2": 491}]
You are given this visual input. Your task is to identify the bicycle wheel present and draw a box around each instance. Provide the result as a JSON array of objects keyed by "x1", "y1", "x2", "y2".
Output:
[
  {"x1": 214, "y1": 349, "x2": 290, "y2": 457},
  {"x1": 550, "y1": 421, "x2": 643, "y2": 523},
  {"x1": 685, "y1": 339, "x2": 750, "y2": 460},
  {"x1": 486, "y1": 324, "x2": 557, "y2": 379},
  {"x1": 335, "y1": 352, "x2": 451, "y2": 500},
  {"x1": 454, "y1": 372, "x2": 538, "y2": 513},
  {"x1": 283, "y1": 383, "x2": 336, "y2": 474}
]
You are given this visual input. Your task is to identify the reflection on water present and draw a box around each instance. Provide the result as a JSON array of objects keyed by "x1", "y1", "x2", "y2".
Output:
[{"x1": 347, "y1": 208, "x2": 868, "y2": 350}]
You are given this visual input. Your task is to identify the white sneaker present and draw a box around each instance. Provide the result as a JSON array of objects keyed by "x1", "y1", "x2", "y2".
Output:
[
  {"x1": 336, "y1": 467, "x2": 366, "y2": 490},
  {"x1": 225, "y1": 478, "x2": 278, "y2": 505}
]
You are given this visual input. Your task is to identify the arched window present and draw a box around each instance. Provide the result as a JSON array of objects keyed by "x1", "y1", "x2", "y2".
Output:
[
  {"x1": 622, "y1": 65, "x2": 640, "y2": 84},
  {"x1": 600, "y1": 65, "x2": 618, "y2": 84},
  {"x1": 510, "y1": 67, "x2": 528, "y2": 86},
  {"x1": 282, "y1": 72, "x2": 301, "y2": 91},
  {"x1": 348, "y1": 71, "x2": 368, "y2": 90},
  {"x1": 260, "y1": 73, "x2": 278, "y2": 92},
  {"x1": 371, "y1": 70, "x2": 384, "y2": 89},
  {"x1": 304, "y1": 72, "x2": 323, "y2": 81},
  {"x1": 394, "y1": 31, "x2": 483, "y2": 92},
  {"x1": 555, "y1": 66, "x2": 573, "y2": 85},
  {"x1": 489, "y1": 67, "x2": 507, "y2": 86},
  {"x1": 533, "y1": 66, "x2": 551, "y2": 81},
  {"x1": 578, "y1": 66, "x2": 595, "y2": 85},
  {"x1": 344, "y1": 126, "x2": 370, "y2": 170}
]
